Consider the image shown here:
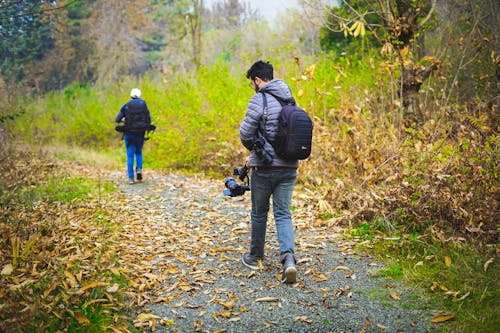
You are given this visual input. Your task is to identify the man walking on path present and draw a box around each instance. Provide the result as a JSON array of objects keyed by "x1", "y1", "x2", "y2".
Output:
[
  {"x1": 116, "y1": 88, "x2": 151, "y2": 184},
  {"x1": 239, "y1": 60, "x2": 299, "y2": 283}
]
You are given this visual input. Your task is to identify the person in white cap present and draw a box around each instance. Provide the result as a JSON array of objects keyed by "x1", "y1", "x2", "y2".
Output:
[{"x1": 115, "y1": 88, "x2": 152, "y2": 184}]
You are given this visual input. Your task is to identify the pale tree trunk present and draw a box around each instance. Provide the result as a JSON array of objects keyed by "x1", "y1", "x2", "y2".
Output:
[{"x1": 187, "y1": 0, "x2": 203, "y2": 70}]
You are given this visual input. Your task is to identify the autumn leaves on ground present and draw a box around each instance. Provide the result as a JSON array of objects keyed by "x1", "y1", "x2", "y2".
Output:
[{"x1": 0, "y1": 145, "x2": 443, "y2": 332}]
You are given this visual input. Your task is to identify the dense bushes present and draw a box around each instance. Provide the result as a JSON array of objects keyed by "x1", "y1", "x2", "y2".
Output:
[{"x1": 7, "y1": 53, "x2": 498, "y2": 246}]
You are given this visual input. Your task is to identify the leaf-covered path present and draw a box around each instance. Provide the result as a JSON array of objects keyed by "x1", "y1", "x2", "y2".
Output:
[{"x1": 108, "y1": 170, "x2": 434, "y2": 333}]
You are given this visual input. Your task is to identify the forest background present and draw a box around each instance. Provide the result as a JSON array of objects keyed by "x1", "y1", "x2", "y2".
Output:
[{"x1": 0, "y1": 0, "x2": 498, "y2": 332}]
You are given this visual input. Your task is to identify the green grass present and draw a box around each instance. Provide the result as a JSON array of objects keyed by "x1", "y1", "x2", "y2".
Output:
[
  {"x1": 353, "y1": 229, "x2": 500, "y2": 333},
  {"x1": 9, "y1": 175, "x2": 115, "y2": 205}
]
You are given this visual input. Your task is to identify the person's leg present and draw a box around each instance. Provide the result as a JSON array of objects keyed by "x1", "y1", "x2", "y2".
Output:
[
  {"x1": 135, "y1": 136, "x2": 144, "y2": 180},
  {"x1": 272, "y1": 169, "x2": 297, "y2": 283},
  {"x1": 124, "y1": 135, "x2": 135, "y2": 181},
  {"x1": 249, "y1": 170, "x2": 273, "y2": 259},
  {"x1": 272, "y1": 169, "x2": 297, "y2": 256}
]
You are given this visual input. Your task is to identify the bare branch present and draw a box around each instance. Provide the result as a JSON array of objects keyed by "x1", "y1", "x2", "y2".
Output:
[
  {"x1": 418, "y1": 0, "x2": 437, "y2": 28},
  {"x1": 0, "y1": 0, "x2": 78, "y2": 20}
]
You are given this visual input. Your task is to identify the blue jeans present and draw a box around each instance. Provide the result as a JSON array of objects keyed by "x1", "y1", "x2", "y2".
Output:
[
  {"x1": 249, "y1": 168, "x2": 297, "y2": 259},
  {"x1": 124, "y1": 133, "x2": 144, "y2": 179}
]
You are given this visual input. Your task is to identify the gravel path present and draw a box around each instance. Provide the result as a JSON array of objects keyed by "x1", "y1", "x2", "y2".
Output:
[{"x1": 109, "y1": 170, "x2": 435, "y2": 333}]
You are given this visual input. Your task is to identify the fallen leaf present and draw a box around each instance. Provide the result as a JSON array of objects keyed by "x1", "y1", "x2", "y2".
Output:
[
  {"x1": 1, "y1": 264, "x2": 13, "y2": 276},
  {"x1": 335, "y1": 266, "x2": 351, "y2": 271},
  {"x1": 431, "y1": 313, "x2": 455, "y2": 323},
  {"x1": 294, "y1": 315, "x2": 312, "y2": 323},
  {"x1": 389, "y1": 291, "x2": 400, "y2": 300},
  {"x1": 106, "y1": 284, "x2": 119, "y2": 293},
  {"x1": 365, "y1": 317, "x2": 372, "y2": 326},
  {"x1": 456, "y1": 291, "x2": 471, "y2": 301},
  {"x1": 255, "y1": 297, "x2": 281, "y2": 303},
  {"x1": 483, "y1": 257, "x2": 494, "y2": 272},
  {"x1": 444, "y1": 256, "x2": 452, "y2": 267},
  {"x1": 64, "y1": 271, "x2": 78, "y2": 288},
  {"x1": 72, "y1": 312, "x2": 90, "y2": 324},
  {"x1": 135, "y1": 313, "x2": 161, "y2": 322}
]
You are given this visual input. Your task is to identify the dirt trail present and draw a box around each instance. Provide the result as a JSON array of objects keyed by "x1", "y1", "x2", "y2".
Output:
[{"x1": 108, "y1": 169, "x2": 435, "y2": 333}]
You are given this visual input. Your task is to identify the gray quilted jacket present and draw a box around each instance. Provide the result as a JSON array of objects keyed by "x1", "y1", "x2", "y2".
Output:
[{"x1": 239, "y1": 79, "x2": 299, "y2": 168}]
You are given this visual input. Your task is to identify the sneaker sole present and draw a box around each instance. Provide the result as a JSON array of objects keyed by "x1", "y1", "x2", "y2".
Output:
[
  {"x1": 241, "y1": 254, "x2": 259, "y2": 270},
  {"x1": 284, "y1": 266, "x2": 297, "y2": 283}
]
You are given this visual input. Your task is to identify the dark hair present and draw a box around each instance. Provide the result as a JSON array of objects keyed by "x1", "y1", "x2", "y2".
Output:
[{"x1": 246, "y1": 60, "x2": 273, "y2": 81}]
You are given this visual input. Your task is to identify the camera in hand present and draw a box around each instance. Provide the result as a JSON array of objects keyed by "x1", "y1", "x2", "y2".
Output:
[
  {"x1": 223, "y1": 165, "x2": 250, "y2": 197},
  {"x1": 253, "y1": 137, "x2": 273, "y2": 165}
]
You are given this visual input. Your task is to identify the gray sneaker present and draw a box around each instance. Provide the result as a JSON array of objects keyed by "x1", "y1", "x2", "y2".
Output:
[
  {"x1": 282, "y1": 253, "x2": 297, "y2": 284},
  {"x1": 242, "y1": 252, "x2": 260, "y2": 270}
]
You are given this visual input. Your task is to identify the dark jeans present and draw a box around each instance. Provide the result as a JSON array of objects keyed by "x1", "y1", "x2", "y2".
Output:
[{"x1": 249, "y1": 168, "x2": 297, "y2": 259}]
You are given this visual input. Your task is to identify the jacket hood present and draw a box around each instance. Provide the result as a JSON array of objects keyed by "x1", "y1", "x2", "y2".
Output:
[{"x1": 259, "y1": 79, "x2": 295, "y2": 104}]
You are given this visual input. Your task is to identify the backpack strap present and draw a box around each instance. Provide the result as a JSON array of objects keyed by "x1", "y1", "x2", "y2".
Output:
[{"x1": 259, "y1": 92, "x2": 271, "y2": 143}]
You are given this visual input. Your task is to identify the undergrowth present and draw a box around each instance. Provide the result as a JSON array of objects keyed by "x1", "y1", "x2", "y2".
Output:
[
  {"x1": 0, "y1": 145, "x2": 135, "y2": 332},
  {"x1": 350, "y1": 224, "x2": 499, "y2": 332}
]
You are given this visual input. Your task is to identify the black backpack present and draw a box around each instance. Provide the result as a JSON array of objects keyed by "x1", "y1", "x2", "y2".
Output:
[
  {"x1": 261, "y1": 92, "x2": 313, "y2": 160},
  {"x1": 124, "y1": 99, "x2": 151, "y2": 134}
]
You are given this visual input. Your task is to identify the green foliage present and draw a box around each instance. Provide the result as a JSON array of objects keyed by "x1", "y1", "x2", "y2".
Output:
[
  {"x1": 357, "y1": 235, "x2": 500, "y2": 333},
  {"x1": 0, "y1": 1, "x2": 56, "y2": 82}
]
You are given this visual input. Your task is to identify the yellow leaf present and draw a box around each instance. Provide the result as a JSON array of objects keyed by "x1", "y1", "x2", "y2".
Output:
[
  {"x1": 335, "y1": 266, "x2": 351, "y2": 271},
  {"x1": 297, "y1": 89, "x2": 304, "y2": 99},
  {"x1": 430, "y1": 313, "x2": 455, "y2": 323},
  {"x1": 365, "y1": 317, "x2": 372, "y2": 326},
  {"x1": 64, "y1": 271, "x2": 78, "y2": 288},
  {"x1": 400, "y1": 46, "x2": 409, "y2": 58},
  {"x1": 390, "y1": 291, "x2": 400, "y2": 300},
  {"x1": 77, "y1": 281, "x2": 106, "y2": 293},
  {"x1": 135, "y1": 313, "x2": 161, "y2": 322},
  {"x1": 444, "y1": 256, "x2": 452, "y2": 267},
  {"x1": 348, "y1": 21, "x2": 359, "y2": 33},
  {"x1": 360, "y1": 23, "x2": 366, "y2": 37},
  {"x1": 483, "y1": 257, "x2": 494, "y2": 272},
  {"x1": 314, "y1": 274, "x2": 329, "y2": 282},
  {"x1": 1, "y1": 264, "x2": 13, "y2": 276},
  {"x1": 72, "y1": 312, "x2": 90, "y2": 324},
  {"x1": 160, "y1": 318, "x2": 175, "y2": 326}
]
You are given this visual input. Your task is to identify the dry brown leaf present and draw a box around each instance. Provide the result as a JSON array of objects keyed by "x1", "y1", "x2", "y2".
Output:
[
  {"x1": 255, "y1": 297, "x2": 281, "y2": 302},
  {"x1": 76, "y1": 281, "x2": 106, "y2": 293},
  {"x1": 483, "y1": 257, "x2": 494, "y2": 272},
  {"x1": 109, "y1": 267, "x2": 121, "y2": 275},
  {"x1": 72, "y1": 311, "x2": 90, "y2": 324},
  {"x1": 64, "y1": 270, "x2": 78, "y2": 288},
  {"x1": 314, "y1": 273, "x2": 329, "y2": 282},
  {"x1": 106, "y1": 284, "x2": 119, "y2": 293},
  {"x1": 430, "y1": 313, "x2": 455, "y2": 323},
  {"x1": 389, "y1": 291, "x2": 400, "y2": 300},
  {"x1": 365, "y1": 317, "x2": 372, "y2": 326},
  {"x1": 294, "y1": 316, "x2": 313, "y2": 323},
  {"x1": 335, "y1": 266, "x2": 351, "y2": 271},
  {"x1": 1, "y1": 264, "x2": 14, "y2": 276},
  {"x1": 456, "y1": 291, "x2": 471, "y2": 301}
]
